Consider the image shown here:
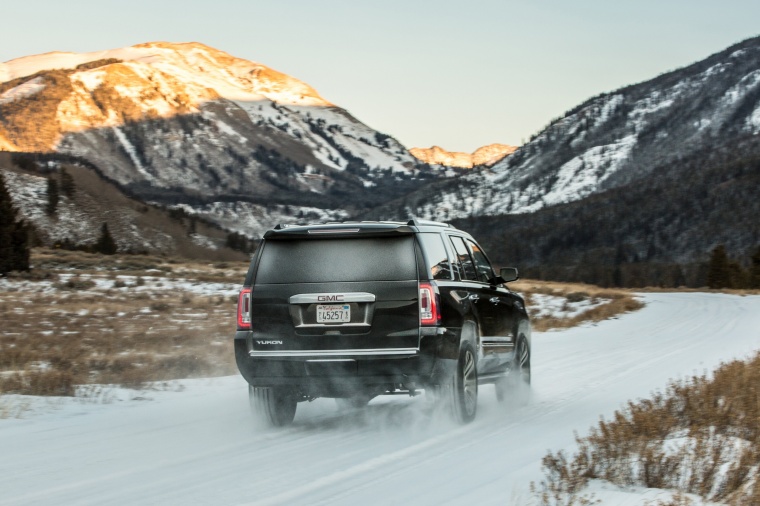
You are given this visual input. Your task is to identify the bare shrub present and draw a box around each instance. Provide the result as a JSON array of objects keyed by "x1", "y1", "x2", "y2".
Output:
[
  {"x1": 533, "y1": 352, "x2": 760, "y2": 505},
  {"x1": 55, "y1": 276, "x2": 96, "y2": 291},
  {"x1": 531, "y1": 448, "x2": 599, "y2": 506},
  {"x1": 1, "y1": 370, "x2": 77, "y2": 396},
  {"x1": 149, "y1": 301, "x2": 171, "y2": 312},
  {"x1": 7, "y1": 269, "x2": 58, "y2": 282},
  {"x1": 566, "y1": 291, "x2": 589, "y2": 303}
]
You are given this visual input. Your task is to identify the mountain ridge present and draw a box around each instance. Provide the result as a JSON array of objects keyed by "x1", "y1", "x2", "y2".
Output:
[
  {"x1": 366, "y1": 35, "x2": 760, "y2": 222},
  {"x1": 3, "y1": 37, "x2": 760, "y2": 286},
  {"x1": 0, "y1": 42, "x2": 448, "y2": 240},
  {"x1": 409, "y1": 143, "x2": 517, "y2": 168}
]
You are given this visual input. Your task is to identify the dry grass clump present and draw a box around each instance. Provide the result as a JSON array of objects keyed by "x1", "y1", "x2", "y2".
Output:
[
  {"x1": 33, "y1": 248, "x2": 174, "y2": 274},
  {"x1": 0, "y1": 293, "x2": 239, "y2": 395},
  {"x1": 513, "y1": 280, "x2": 644, "y2": 332},
  {"x1": 533, "y1": 352, "x2": 760, "y2": 505},
  {"x1": 0, "y1": 249, "x2": 248, "y2": 397},
  {"x1": 0, "y1": 390, "x2": 32, "y2": 419}
]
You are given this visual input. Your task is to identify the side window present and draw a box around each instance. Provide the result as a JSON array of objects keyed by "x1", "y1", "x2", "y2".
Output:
[
  {"x1": 450, "y1": 236, "x2": 478, "y2": 281},
  {"x1": 418, "y1": 233, "x2": 453, "y2": 280},
  {"x1": 467, "y1": 240, "x2": 495, "y2": 283}
]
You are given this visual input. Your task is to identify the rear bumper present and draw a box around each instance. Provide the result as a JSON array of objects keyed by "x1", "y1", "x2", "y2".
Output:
[{"x1": 234, "y1": 331, "x2": 453, "y2": 393}]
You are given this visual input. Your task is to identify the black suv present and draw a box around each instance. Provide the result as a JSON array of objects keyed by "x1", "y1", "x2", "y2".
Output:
[{"x1": 234, "y1": 220, "x2": 531, "y2": 425}]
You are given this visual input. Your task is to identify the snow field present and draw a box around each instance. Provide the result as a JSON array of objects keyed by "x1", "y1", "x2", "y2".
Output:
[{"x1": 0, "y1": 292, "x2": 758, "y2": 504}]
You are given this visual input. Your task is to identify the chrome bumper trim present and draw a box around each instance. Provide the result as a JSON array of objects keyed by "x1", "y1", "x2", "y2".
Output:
[{"x1": 249, "y1": 347, "x2": 419, "y2": 358}]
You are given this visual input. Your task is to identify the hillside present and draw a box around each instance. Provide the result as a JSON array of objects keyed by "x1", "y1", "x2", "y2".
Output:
[
  {"x1": 362, "y1": 36, "x2": 760, "y2": 285},
  {"x1": 0, "y1": 152, "x2": 247, "y2": 259},
  {"x1": 0, "y1": 42, "x2": 444, "y2": 239},
  {"x1": 370, "y1": 35, "x2": 760, "y2": 222},
  {"x1": 453, "y1": 134, "x2": 760, "y2": 287}
]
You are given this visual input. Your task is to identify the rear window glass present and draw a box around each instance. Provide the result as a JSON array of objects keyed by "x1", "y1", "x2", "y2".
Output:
[
  {"x1": 255, "y1": 236, "x2": 417, "y2": 284},
  {"x1": 450, "y1": 236, "x2": 478, "y2": 281},
  {"x1": 417, "y1": 233, "x2": 453, "y2": 280}
]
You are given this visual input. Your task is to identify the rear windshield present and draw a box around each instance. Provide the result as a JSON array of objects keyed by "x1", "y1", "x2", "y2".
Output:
[{"x1": 255, "y1": 236, "x2": 417, "y2": 284}]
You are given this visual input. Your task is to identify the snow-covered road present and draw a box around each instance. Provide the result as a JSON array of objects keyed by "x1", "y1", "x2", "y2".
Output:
[{"x1": 2, "y1": 293, "x2": 759, "y2": 505}]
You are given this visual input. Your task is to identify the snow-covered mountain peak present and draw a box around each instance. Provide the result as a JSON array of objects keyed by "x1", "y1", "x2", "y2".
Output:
[
  {"x1": 1, "y1": 41, "x2": 437, "y2": 240},
  {"x1": 365, "y1": 35, "x2": 760, "y2": 224},
  {"x1": 410, "y1": 143, "x2": 516, "y2": 168},
  {"x1": 2, "y1": 41, "x2": 331, "y2": 108}
]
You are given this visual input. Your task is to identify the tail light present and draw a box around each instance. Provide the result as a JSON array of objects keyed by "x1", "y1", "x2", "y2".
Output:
[
  {"x1": 419, "y1": 282, "x2": 440, "y2": 326},
  {"x1": 237, "y1": 287, "x2": 252, "y2": 330}
]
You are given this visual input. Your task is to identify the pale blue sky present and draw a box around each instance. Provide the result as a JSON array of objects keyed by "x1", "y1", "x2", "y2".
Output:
[{"x1": 2, "y1": 1, "x2": 759, "y2": 151}]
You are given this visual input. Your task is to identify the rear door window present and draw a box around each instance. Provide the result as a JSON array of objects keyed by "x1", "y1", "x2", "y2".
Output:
[
  {"x1": 417, "y1": 233, "x2": 453, "y2": 280},
  {"x1": 255, "y1": 236, "x2": 417, "y2": 284},
  {"x1": 449, "y1": 236, "x2": 478, "y2": 281}
]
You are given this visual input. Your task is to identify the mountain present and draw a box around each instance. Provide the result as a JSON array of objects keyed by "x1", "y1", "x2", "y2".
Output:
[
  {"x1": 374, "y1": 36, "x2": 760, "y2": 222},
  {"x1": 0, "y1": 42, "x2": 443, "y2": 238},
  {"x1": 362, "y1": 36, "x2": 760, "y2": 286},
  {"x1": 409, "y1": 144, "x2": 517, "y2": 169},
  {"x1": 5, "y1": 37, "x2": 760, "y2": 283},
  {"x1": 453, "y1": 134, "x2": 760, "y2": 287}
]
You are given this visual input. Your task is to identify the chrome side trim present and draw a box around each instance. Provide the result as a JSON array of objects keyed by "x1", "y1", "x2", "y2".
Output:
[
  {"x1": 482, "y1": 342, "x2": 515, "y2": 348},
  {"x1": 481, "y1": 335, "x2": 514, "y2": 343},
  {"x1": 289, "y1": 292, "x2": 376, "y2": 304},
  {"x1": 249, "y1": 348, "x2": 419, "y2": 357}
]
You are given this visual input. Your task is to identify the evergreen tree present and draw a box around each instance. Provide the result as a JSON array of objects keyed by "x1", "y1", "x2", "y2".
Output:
[
  {"x1": 46, "y1": 177, "x2": 59, "y2": 215},
  {"x1": 612, "y1": 243, "x2": 626, "y2": 287},
  {"x1": 0, "y1": 173, "x2": 30, "y2": 274},
  {"x1": 707, "y1": 245, "x2": 731, "y2": 289},
  {"x1": 728, "y1": 261, "x2": 748, "y2": 289},
  {"x1": 751, "y1": 247, "x2": 760, "y2": 289},
  {"x1": 60, "y1": 169, "x2": 76, "y2": 198},
  {"x1": 94, "y1": 223, "x2": 117, "y2": 255},
  {"x1": 226, "y1": 231, "x2": 253, "y2": 253}
]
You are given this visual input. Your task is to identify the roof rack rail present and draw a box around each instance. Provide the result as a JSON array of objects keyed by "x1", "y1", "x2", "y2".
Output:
[
  {"x1": 406, "y1": 218, "x2": 451, "y2": 228},
  {"x1": 273, "y1": 223, "x2": 295, "y2": 230}
]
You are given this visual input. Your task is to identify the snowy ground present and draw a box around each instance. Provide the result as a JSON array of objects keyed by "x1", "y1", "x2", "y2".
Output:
[{"x1": 1, "y1": 292, "x2": 759, "y2": 505}]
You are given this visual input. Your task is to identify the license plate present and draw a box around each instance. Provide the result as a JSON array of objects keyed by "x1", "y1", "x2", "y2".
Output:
[{"x1": 316, "y1": 304, "x2": 350, "y2": 323}]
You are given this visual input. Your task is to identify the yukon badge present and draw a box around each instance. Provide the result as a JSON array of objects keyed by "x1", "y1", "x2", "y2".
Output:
[{"x1": 256, "y1": 340, "x2": 283, "y2": 345}]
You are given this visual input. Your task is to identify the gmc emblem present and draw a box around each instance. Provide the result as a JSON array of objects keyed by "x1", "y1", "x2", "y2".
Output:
[{"x1": 317, "y1": 294, "x2": 344, "y2": 302}]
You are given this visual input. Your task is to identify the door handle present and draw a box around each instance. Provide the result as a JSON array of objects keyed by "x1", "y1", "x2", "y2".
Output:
[
  {"x1": 489, "y1": 297, "x2": 500, "y2": 304},
  {"x1": 469, "y1": 294, "x2": 480, "y2": 301}
]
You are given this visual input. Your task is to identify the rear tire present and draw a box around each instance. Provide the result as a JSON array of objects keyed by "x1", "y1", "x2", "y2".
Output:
[
  {"x1": 432, "y1": 343, "x2": 478, "y2": 424},
  {"x1": 249, "y1": 385, "x2": 297, "y2": 427},
  {"x1": 495, "y1": 337, "x2": 531, "y2": 405}
]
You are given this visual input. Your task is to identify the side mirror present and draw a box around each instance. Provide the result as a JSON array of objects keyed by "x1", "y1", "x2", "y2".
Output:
[{"x1": 499, "y1": 267, "x2": 519, "y2": 283}]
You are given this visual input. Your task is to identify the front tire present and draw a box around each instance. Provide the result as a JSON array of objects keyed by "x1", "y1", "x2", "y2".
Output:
[
  {"x1": 454, "y1": 344, "x2": 479, "y2": 423},
  {"x1": 495, "y1": 337, "x2": 531, "y2": 405},
  {"x1": 249, "y1": 385, "x2": 297, "y2": 427}
]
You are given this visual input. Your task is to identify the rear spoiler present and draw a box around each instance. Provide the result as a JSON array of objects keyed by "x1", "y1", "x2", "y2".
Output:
[{"x1": 264, "y1": 224, "x2": 416, "y2": 240}]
